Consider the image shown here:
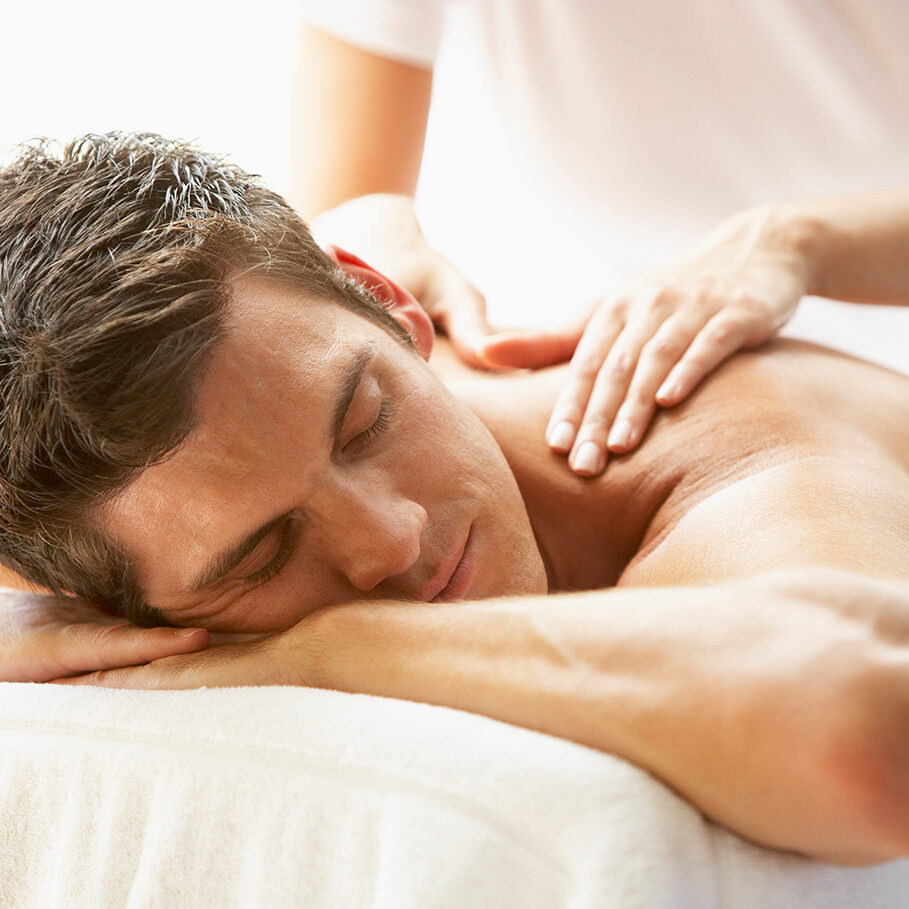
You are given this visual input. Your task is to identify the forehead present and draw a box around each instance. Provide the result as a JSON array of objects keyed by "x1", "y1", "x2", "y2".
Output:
[
  {"x1": 101, "y1": 276, "x2": 392, "y2": 591},
  {"x1": 175, "y1": 277, "x2": 375, "y2": 465}
]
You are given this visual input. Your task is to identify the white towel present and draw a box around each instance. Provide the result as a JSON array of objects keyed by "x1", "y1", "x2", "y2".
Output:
[{"x1": 1, "y1": 683, "x2": 907, "y2": 908}]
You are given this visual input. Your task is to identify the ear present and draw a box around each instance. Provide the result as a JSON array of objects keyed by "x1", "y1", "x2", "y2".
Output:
[{"x1": 325, "y1": 244, "x2": 434, "y2": 360}]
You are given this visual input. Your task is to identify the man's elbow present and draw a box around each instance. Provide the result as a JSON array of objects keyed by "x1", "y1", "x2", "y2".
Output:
[{"x1": 817, "y1": 657, "x2": 909, "y2": 865}]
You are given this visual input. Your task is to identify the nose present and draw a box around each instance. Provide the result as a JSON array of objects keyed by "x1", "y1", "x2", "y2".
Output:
[{"x1": 317, "y1": 482, "x2": 427, "y2": 593}]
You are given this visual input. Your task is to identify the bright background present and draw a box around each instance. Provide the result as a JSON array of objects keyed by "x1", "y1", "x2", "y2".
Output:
[
  {"x1": 0, "y1": 1, "x2": 300, "y2": 198},
  {"x1": 2, "y1": 1, "x2": 907, "y2": 372},
  {"x1": 0, "y1": 1, "x2": 502, "y2": 314}
]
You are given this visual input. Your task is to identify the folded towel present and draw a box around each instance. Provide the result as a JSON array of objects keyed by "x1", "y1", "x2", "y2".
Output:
[{"x1": 1, "y1": 683, "x2": 906, "y2": 908}]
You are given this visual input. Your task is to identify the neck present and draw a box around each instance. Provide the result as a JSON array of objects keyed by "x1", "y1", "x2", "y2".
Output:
[{"x1": 446, "y1": 365, "x2": 673, "y2": 590}]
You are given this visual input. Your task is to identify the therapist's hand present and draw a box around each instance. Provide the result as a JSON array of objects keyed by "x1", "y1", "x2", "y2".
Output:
[
  {"x1": 389, "y1": 240, "x2": 498, "y2": 369},
  {"x1": 313, "y1": 194, "x2": 489, "y2": 368},
  {"x1": 0, "y1": 588, "x2": 209, "y2": 683},
  {"x1": 312, "y1": 193, "x2": 578, "y2": 370},
  {"x1": 534, "y1": 205, "x2": 812, "y2": 475}
]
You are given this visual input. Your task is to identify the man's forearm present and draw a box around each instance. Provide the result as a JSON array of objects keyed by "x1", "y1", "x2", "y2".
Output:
[{"x1": 302, "y1": 570, "x2": 909, "y2": 863}]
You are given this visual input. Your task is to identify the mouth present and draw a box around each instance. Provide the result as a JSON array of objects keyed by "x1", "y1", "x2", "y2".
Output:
[{"x1": 423, "y1": 524, "x2": 476, "y2": 603}]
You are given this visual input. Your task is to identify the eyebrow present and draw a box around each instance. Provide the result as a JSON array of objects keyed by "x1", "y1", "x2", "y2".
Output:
[{"x1": 188, "y1": 343, "x2": 376, "y2": 594}]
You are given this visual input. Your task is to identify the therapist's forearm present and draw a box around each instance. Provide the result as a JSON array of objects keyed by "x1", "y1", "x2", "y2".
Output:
[
  {"x1": 292, "y1": 26, "x2": 432, "y2": 217},
  {"x1": 302, "y1": 570, "x2": 909, "y2": 864},
  {"x1": 766, "y1": 187, "x2": 909, "y2": 306}
]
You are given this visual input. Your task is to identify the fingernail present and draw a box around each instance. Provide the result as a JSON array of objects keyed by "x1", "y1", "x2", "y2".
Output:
[
  {"x1": 174, "y1": 628, "x2": 206, "y2": 639},
  {"x1": 548, "y1": 420, "x2": 576, "y2": 451},
  {"x1": 608, "y1": 419, "x2": 634, "y2": 450},
  {"x1": 571, "y1": 441, "x2": 603, "y2": 474},
  {"x1": 657, "y1": 380, "x2": 682, "y2": 403}
]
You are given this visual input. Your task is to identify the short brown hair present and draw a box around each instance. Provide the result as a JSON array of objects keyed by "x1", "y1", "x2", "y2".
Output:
[{"x1": 0, "y1": 132, "x2": 410, "y2": 624}]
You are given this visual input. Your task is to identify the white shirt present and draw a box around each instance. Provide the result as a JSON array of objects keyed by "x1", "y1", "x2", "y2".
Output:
[{"x1": 300, "y1": 0, "x2": 909, "y2": 368}]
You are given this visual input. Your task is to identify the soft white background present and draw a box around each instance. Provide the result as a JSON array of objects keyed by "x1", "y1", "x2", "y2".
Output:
[
  {"x1": 2, "y1": 0, "x2": 907, "y2": 372},
  {"x1": 0, "y1": 1, "x2": 300, "y2": 202},
  {"x1": 0, "y1": 1, "x2": 497, "y2": 311}
]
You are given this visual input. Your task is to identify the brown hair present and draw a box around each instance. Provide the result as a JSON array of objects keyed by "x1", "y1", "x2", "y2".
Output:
[{"x1": 0, "y1": 132, "x2": 410, "y2": 624}]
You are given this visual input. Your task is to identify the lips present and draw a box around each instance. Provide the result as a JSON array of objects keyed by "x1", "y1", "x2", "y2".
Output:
[{"x1": 421, "y1": 525, "x2": 476, "y2": 603}]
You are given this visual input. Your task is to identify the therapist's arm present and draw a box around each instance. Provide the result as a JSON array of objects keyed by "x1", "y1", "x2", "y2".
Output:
[
  {"x1": 795, "y1": 186, "x2": 909, "y2": 305},
  {"x1": 292, "y1": 27, "x2": 431, "y2": 214},
  {"x1": 292, "y1": 27, "x2": 513, "y2": 366}
]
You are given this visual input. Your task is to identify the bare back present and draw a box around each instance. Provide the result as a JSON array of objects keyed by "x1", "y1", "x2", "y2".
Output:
[{"x1": 443, "y1": 339, "x2": 909, "y2": 590}]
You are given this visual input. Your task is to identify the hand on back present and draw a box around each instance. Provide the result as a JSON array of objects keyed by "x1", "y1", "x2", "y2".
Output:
[{"x1": 422, "y1": 205, "x2": 810, "y2": 475}]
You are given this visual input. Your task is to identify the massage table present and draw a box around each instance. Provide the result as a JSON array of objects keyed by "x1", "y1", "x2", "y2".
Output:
[{"x1": 2, "y1": 683, "x2": 908, "y2": 908}]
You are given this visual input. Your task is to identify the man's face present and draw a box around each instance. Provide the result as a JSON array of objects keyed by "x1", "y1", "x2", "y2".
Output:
[{"x1": 102, "y1": 277, "x2": 547, "y2": 632}]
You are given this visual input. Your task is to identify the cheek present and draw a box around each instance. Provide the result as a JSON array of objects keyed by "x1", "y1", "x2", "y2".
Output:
[
  {"x1": 398, "y1": 381, "x2": 487, "y2": 459},
  {"x1": 218, "y1": 552, "x2": 363, "y2": 634}
]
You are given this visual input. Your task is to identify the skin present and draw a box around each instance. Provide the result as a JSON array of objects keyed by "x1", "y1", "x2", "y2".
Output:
[
  {"x1": 53, "y1": 266, "x2": 909, "y2": 863},
  {"x1": 294, "y1": 27, "x2": 909, "y2": 476},
  {"x1": 101, "y1": 266, "x2": 909, "y2": 633},
  {"x1": 101, "y1": 276, "x2": 547, "y2": 632},
  {"x1": 473, "y1": 339, "x2": 909, "y2": 589},
  {"x1": 101, "y1": 268, "x2": 909, "y2": 632}
]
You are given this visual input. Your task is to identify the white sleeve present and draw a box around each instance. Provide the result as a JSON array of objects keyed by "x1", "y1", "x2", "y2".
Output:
[{"x1": 298, "y1": 0, "x2": 445, "y2": 68}]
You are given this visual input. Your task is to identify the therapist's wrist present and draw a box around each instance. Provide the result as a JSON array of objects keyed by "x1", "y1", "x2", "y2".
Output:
[
  {"x1": 310, "y1": 192, "x2": 425, "y2": 261},
  {"x1": 753, "y1": 201, "x2": 839, "y2": 300}
]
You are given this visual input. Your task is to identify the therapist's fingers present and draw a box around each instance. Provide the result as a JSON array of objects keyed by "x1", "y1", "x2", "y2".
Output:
[
  {"x1": 432, "y1": 279, "x2": 501, "y2": 369},
  {"x1": 545, "y1": 299, "x2": 627, "y2": 455},
  {"x1": 474, "y1": 324, "x2": 584, "y2": 369},
  {"x1": 565, "y1": 320, "x2": 656, "y2": 474},
  {"x1": 654, "y1": 310, "x2": 756, "y2": 406},
  {"x1": 603, "y1": 310, "x2": 706, "y2": 454}
]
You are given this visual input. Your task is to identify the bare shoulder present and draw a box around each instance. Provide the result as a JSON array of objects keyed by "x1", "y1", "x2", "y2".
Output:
[
  {"x1": 621, "y1": 452, "x2": 909, "y2": 586},
  {"x1": 432, "y1": 336, "x2": 909, "y2": 589},
  {"x1": 621, "y1": 340, "x2": 909, "y2": 586}
]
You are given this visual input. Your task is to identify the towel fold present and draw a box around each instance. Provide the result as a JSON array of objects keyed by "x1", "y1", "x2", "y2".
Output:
[{"x1": 1, "y1": 683, "x2": 906, "y2": 908}]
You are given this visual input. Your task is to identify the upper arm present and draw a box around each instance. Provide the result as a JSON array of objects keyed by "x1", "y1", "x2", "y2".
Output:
[
  {"x1": 291, "y1": 26, "x2": 434, "y2": 216},
  {"x1": 621, "y1": 456, "x2": 909, "y2": 587}
]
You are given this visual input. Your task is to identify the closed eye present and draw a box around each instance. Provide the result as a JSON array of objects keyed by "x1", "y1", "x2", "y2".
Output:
[
  {"x1": 238, "y1": 397, "x2": 392, "y2": 590},
  {"x1": 242, "y1": 516, "x2": 299, "y2": 588},
  {"x1": 344, "y1": 398, "x2": 392, "y2": 455}
]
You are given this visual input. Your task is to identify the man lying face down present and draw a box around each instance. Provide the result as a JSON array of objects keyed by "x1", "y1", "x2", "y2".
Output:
[{"x1": 2, "y1": 134, "x2": 909, "y2": 865}]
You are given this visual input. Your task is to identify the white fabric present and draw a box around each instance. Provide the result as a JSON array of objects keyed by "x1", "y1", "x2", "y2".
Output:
[
  {"x1": 297, "y1": 0, "x2": 444, "y2": 68},
  {"x1": 299, "y1": 0, "x2": 909, "y2": 374},
  {"x1": 2, "y1": 681, "x2": 907, "y2": 908}
]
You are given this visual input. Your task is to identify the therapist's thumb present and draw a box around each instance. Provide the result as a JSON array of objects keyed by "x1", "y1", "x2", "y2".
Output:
[
  {"x1": 475, "y1": 326, "x2": 584, "y2": 369},
  {"x1": 437, "y1": 283, "x2": 499, "y2": 368}
]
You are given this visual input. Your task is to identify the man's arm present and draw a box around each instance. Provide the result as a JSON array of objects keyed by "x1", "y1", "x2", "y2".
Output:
[
  {"x1": 304, "y1": 571, "x2": 909, "y2": 866},
  {"x1": 0, "y1": 589, "x2": 208, "y2": 683},
  {"x1": 67, "y1": 568, "x2": 909, "y2": 865}
]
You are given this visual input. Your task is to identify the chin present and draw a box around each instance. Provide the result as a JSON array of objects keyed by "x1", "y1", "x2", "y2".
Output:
[{"x1": 475, "y1": 531, "x2": 549, "y2": 602}]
